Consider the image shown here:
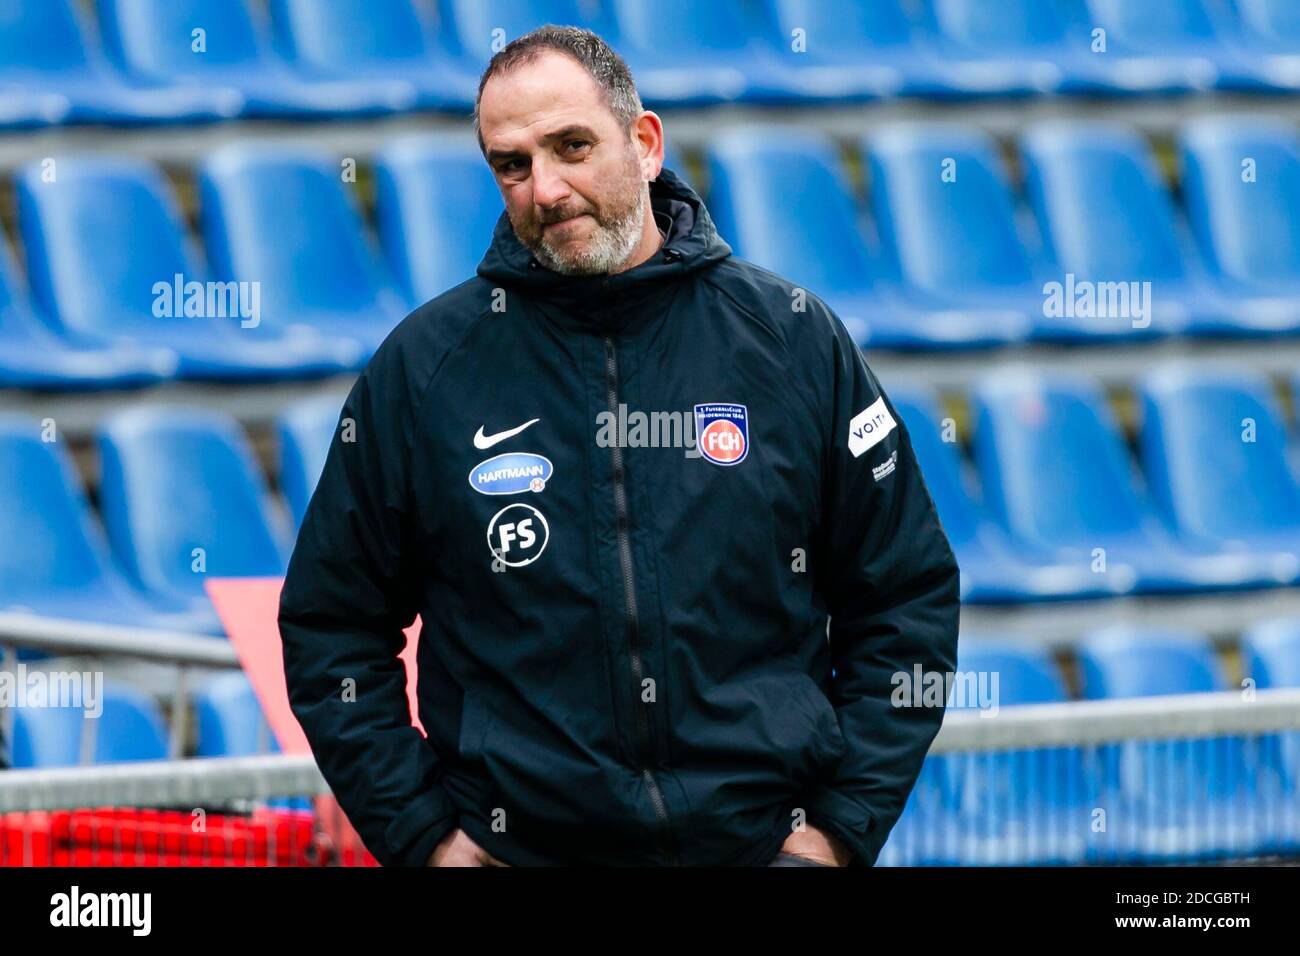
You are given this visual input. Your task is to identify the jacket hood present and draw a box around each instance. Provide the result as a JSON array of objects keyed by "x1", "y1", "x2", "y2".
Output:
[{"x1": 476, "y1": 165, "x2": 732, "y2": 322}]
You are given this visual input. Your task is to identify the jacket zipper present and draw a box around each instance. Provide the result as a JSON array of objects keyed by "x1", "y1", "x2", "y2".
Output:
[{"x1": 603, "y1": 334, "x2": 679, "y2": 863}]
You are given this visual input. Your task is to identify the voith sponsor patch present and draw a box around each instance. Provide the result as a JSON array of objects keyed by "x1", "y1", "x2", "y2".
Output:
[
  {"x1": 693, "y1": 403, "x2": 749, "y2": 466},
  {"x1": 848, "y1": 396, "x2": 896, "y2": 458}
]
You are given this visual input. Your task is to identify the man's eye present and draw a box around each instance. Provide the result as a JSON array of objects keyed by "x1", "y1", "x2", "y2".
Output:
[
  {"x1": 565, "y1": 140, "x2": 591, "y2": 154},
  {"x1": 499, "y1": 159, "x2": 525, "y2": 173}
]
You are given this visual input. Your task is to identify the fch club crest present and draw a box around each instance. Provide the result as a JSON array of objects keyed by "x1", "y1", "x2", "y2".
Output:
[{"x1": 694, "y1": 403, "x2": 749, "y2": 466}]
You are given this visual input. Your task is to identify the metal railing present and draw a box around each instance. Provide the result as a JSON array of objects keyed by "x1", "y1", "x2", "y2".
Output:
[
  {"x1": 0, "y1": 612, "x2": 238, "y2": 665},
  {"x1": 930, "y1": 687, "x2": 1300, "y2": 752},
  {"x1": 0, "y1": 612, "x2": 242, "y2": 767},
  {"x1": 0, "y1": 755, "x2": 326, "y2": 813},
  {"x1": 884, "y1": 688, "x2": 1300, "y2": 866}
]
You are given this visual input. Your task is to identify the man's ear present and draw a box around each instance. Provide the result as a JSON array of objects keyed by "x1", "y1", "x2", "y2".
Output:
[{"x1": 632, "y1": 110, "x2": 665, "y2": 181}]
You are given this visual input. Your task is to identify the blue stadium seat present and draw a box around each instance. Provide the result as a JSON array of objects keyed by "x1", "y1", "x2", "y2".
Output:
[
  {"x1": 0, "y1": 0, "x2": 75, "y2": 129},
  {"x1": 96, "y1": 0, "x2": 416, "y2": 119},
  {"x1": 766, "y1": 0, "x2": 987, "y2": 101},
  {"x1": 957, "y1": 641, "x2": 1068, "y2": 706},
  {"x1": 1020, "y1": 121, "x2": 1272, "y2": 338},
  {"x1": 916, "y1": 0, "x2": 1082, "y2": 96},
  {"x1": 1228, "y1": 0, "x2": 1300, "y2": 94},
  {"x1": 12, "y1": 682, "x2": 168, "y2": 767},
  {"x1": 195, "y1": 671, "x2": 278, "y2": 757},
  {"x1": 193, "y1": 671, "x2": 311, "y2": 808},
  {"x1": 922, "y1": 0, "x2": 1211, "y2": 96},
  {"x1": 603, "y1": 0, "x2": 800, "y2": 107},
  {"x1": 440, "y1": 0, "x2": 599, "y2": 72},
  {"x1": 971, "y1": 368, "x2": 1291, "y2": 594},
  {"x1": 1138, "y1": 363, "x2": 1300, "y2": 583},
  {"x1": 0, "y1": 237, "x2": 177, "y2": 390},
  {"x1": 0, "y1": 90, "x2": 64, "y2": 130},
  {"x1": 1180, "y1": 116, "x2": 1300, "y2": 334},
  {"x1": 93, "y1": 684, "x2": 171, "y2": 763},
  {"x1": 16, "y1": 156, "x2": 358, "y2": 382},
  {"x1": 97, "y1": 407, "x2": 292, "y2": 635},
  {"x1": 266, "y1": 0, "x2": 471, "y2": 112},
  {"x1": 278, "y1": 394, "x2": 345, "y2": 527},
  {"x1": 374, "y1": 134, "x2": 503, "y2": 308},
  {"x1": 1244, "y1": 619, "x2": 1300, "y2": 693},
  {"x1": 1235, "y1": 0, "x2": 1300, "y2": 73},
  {"x1": 1083, "y1": 0, "x2": 1297, "y2": 93},
  {"x1": 10, "y1": 704, "x2": 83, "y2": 767},
  {"x1": 0, "y1": 413, "x2": 207, "y2": 632},
  {"x1": 0, "y1": 0, "x2": 242, "y2": 126},
  {"x1": 866, "y1": 124, "x2": 1100, "y2": 345},
  {"x1": 1242, "y1": 618, "x2": 1300, "y2": 852},
  {"x1": 887, "y1": 381, "x2": 1123, "y2": 602},
  {"x1": 1077, "y1": 626, "x2": 1271, "y2": 861},
  {"x1": 200, "y1": 145, "x2": 408, "y2": 365},
  {"x1": 947, "y1": 639, "x2": 1094, "y2": 865},
  {"x1": 706, "y1": 128, "x2": 1025, "y2": 349}
]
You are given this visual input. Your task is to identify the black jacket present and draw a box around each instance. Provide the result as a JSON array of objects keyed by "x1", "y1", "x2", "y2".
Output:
[{"x1": 278, "y1": 166, "x2": 960, "y2": 867}]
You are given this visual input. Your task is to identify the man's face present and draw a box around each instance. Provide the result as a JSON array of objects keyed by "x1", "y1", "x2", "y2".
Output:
[{"x1": 479, "y1": 51, "x2": 649, "y2": 276}]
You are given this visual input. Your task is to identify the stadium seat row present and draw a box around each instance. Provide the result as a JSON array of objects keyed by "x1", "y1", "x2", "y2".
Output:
[
  {"x1": 6, "y1": 671, "x2": 282, "y2": 767},
  {"x1": 881, "y1": 622, "x2": 1300, "y2": 865},
  {"x1": 894, "y1": 366, "x2": 1300, "y2": 602},
  {"x1": 0, "y1": 400, "x2": 318, "y2": 635},
  {"x1": 7, "y1": 0, "x2": 1300, "y2": 128},
  {"x1": 709, "y1": 117, "x2": 1300, "y2": 348},
  {"x1": 5, "y1": 670, "x2": 309, "y2": 808},
  {"x1": 5, "y1": 670, "x2": 274, "y2": 767},
  {"x1": 0, "y1": 147, "x2": 407, "y2": 387},
  {"x1": 8, "y1": 116, "x2": 1300, "y2": 388},
  {"x1": 1, "y1": 360, "x2": 1299, "y2": 638}
]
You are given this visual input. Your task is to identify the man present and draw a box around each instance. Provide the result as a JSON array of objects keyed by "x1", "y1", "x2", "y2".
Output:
[{"x1": 279, "y1": 25, "x2": 959, "y2": 868}]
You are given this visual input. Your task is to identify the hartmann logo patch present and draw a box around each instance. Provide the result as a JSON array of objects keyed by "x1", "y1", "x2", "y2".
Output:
[
  {"x1": 848, "y1": 397, "x2": 896, "y2": 458},
  {"x1": 469, "y1": 452, "x2": 553, "y2": 495}
]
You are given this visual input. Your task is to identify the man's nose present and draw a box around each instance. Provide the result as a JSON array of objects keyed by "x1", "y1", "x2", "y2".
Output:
[{"x1": 531, "y1": 157, "x2": 572, "y2": 211}]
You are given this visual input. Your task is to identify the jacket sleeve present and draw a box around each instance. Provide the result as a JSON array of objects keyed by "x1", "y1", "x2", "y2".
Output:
[
  {"x1": 796, "y1": 302, "x2": 961, "y2": 867},
  {"x1": 278, "y1": 343, "x2": 458, "y2": 867}
]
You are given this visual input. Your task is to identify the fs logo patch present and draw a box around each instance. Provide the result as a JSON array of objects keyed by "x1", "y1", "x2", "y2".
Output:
[
  {"x1": 694, "y1": 403, "x2": 749, "y2": 466},
  {"x1": 487, "y1": 503, "x2": 549, "y2": 567}
]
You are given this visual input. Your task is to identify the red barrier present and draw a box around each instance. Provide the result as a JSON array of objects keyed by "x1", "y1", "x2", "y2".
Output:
[{"x1": 0, "y1": 807, "x2": 377, "y2": 867}]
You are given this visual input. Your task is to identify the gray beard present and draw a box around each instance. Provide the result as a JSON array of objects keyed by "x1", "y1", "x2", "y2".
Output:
[{"x1": 533, "y1": 185, "x2": 648, "y2": 276}]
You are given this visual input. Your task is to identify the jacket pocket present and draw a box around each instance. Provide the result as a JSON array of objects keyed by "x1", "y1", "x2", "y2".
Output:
[
  {"x1": 724, "y1": 670, "x2": 846, "y2": 787},
  {"x1": 789, "y1": 673, "x2": 846, "y2": 778},
  {"x1": 458, "y1": 691, "x2": 495, "y2": 765}
]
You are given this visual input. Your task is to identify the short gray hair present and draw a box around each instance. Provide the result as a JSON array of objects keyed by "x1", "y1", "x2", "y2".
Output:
[{"x1": 473, "y1": 25, "x2": 643, "y2": 155}]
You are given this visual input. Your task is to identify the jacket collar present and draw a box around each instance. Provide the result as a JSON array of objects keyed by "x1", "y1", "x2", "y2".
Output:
[{"x1": 475, "y1": 166, "x2": 732, "y2": 333}]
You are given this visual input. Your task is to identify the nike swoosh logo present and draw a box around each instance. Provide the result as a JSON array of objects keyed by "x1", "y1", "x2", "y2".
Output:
[{"x1": 473, "y1": 418, "x2": 540, "y2": 450}]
